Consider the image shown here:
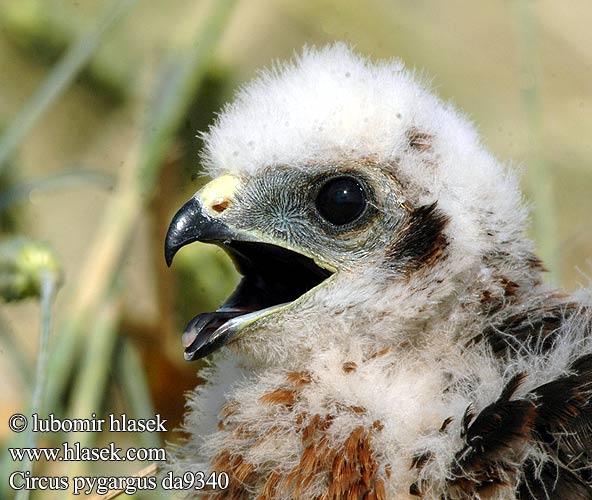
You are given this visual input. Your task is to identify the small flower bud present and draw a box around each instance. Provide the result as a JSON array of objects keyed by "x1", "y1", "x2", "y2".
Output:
[{"x1": 0, "y1": 237, "x2": 63, "y2": 302}]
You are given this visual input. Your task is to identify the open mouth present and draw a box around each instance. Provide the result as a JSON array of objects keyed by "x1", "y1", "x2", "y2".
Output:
[{"x1": 181, "y1": 241, "x2": 334, "y2": 360}]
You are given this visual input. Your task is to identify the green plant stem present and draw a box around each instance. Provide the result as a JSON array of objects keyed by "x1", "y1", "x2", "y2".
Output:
[
  {"x1": 515, "y1": 0, "x2": 558, "y2": 283},
  {"x1": 0, "y1": 0, "x2": 138, "y2": 174},
  {"x1": 15, "y1": 272, "x2": 57, "y2": 500},
  {"x1": 43, "y1": 0, "x2": 238, "y2": 418},
  {"x1": 66, "y1": 287, "x2": 122, "y2": 479},
  {"x1": 116, "y1": 339, "x2": 161, "y2": 449}
]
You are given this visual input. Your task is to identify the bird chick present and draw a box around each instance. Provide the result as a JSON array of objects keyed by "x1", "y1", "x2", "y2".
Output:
[{"x1": 164, "y1": 44, "x2": 592, "y2": 500}]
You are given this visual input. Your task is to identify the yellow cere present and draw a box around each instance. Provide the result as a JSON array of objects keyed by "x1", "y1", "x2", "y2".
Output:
[{"x1": 198, "y1": 175, "x2": 241, "y2": 216}]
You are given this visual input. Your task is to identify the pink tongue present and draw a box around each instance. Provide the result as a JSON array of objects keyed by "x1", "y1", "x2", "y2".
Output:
[{"x1": 181, "y1": 309, "x2": 249, "y2": 350}]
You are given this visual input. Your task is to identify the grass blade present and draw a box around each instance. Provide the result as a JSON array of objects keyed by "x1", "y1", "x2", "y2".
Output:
[
  {"x1": 138, "y1": 0, "x2": 238, "y2": 193},
  {"x1": 116, "y1": 339, "x2": 161, "y2": 449},
  {"x1": 0, "y1": 0, "x2": 138, "y2": 173},
  {"x1": 66, "y1": 286, "x2": 123, "y2": 479},
  {"x1": 43, "y1": 0, "x2": 238, "y2": 421},
  {"x1": 514, "y1": 0, "x2": 559, "y2": 283}
]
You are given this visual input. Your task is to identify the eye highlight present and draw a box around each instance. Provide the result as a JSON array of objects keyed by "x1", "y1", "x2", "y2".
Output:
[{"x1": 315, "y1": 176, "x2": 367, "y2": 226}]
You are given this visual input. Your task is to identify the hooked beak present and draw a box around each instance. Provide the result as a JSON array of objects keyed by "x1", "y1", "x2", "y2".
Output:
[
  {"x1": 165, "y1": 175, "x2": 333, "y2": 362},
  {"x1": 164, "y1": 175, "x2": 245, "y2": 360},
  {"x1": 164, "y1": 196, "x2": 235, "y2": 267},
  {"x1": 165, "y1": 174, "x2": 241, "y2": 267}
]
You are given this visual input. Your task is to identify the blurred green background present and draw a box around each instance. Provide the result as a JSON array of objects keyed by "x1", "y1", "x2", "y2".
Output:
[{"x1": 0, "y1": 0, "x2": 590, "y2": 497}]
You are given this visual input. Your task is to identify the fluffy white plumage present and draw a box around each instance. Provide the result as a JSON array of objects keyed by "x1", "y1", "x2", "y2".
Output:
[
  {"x1": 201, "y1": 44, "x2": 534, "y2": 300},
  {"x1": 203, "y1": 44, "x2": 524, "y2": 255},
  {"x1": 166, "y1": 44, "x2": 592, "y2": 499}
]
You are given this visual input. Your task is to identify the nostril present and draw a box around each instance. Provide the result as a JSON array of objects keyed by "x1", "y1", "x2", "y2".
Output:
[{"x1": 211, "y1": 199, "x2": 230, "y2": 214}]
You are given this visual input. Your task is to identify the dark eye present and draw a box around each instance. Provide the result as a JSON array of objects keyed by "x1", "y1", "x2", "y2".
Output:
[{"x1": 315, "y1": 176, "x2": 367, "y2": 225}]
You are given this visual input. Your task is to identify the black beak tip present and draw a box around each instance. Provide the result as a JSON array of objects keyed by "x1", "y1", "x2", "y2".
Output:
[
  {"x1": 164, "y1": 197, "x2": 200, "y2": 267},
  {"x1": 164, "y1": 226, "x2": 181, "y2": 267},
  {"x1": 164, "y1": 245, "x2": 175, "y2": 267}
]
